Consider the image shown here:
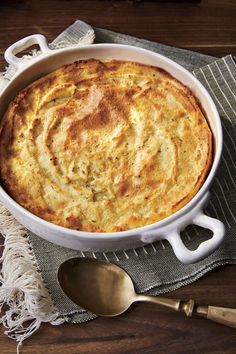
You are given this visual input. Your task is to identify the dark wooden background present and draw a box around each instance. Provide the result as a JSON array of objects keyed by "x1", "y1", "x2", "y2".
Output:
[{"x1": 0, "y1": 0, "x2": 236, "y2": 353}]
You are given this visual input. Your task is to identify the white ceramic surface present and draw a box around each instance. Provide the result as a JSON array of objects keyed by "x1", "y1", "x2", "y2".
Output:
[{"x1": 0, "y1": 34, "x2": 225, "y2": 264}]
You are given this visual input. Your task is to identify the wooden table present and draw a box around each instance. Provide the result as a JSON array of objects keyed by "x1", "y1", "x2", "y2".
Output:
[{"x1": 0, "y1": 1, "x2": 236, "y2": 353}]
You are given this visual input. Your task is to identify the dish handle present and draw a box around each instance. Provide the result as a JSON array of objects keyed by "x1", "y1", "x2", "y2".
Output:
[
  {"x1": 4, "y1": 34, "x2": 51, "y2": 70},
  {"x1": 141, "y1": 192, "x2": 225, "y2": 264},
  {"x1": 165, "y1": 212, "x2": 225, "y2": 264}
]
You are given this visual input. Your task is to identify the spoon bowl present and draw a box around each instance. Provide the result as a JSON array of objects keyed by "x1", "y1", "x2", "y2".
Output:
[{"x1": 58, "y1": 257, "x2": 136, "y2": 316}]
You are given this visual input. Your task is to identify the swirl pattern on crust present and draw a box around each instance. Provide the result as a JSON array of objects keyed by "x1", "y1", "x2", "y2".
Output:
[{"x1": 0, "y1": 60, "x2": 212, "y2": 232}]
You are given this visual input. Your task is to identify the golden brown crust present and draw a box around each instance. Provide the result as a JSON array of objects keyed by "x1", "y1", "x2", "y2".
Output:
[{"x1": 0, "y1": 59, "x2": 212, "y2": 232}]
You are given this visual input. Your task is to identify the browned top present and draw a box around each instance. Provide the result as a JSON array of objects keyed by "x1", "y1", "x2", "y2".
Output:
[{"x1": 0, "y1": 59, "x2": 212, "y2": 232}]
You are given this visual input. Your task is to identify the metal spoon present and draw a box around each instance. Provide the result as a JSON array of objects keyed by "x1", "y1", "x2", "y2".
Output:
[{"x1": 58, "y1": 257, "x2": 236, "y2": 328}]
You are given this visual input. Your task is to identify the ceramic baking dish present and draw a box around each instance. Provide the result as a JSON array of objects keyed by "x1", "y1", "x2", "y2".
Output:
[{"x1": 0, "y1": 34, "x2": 225, "y2": 264}]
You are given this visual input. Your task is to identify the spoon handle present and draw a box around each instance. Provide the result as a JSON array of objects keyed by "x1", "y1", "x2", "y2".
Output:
[
  {"x1": 135, "y1": 294, "x2": 181, "y2": 311},
  {"x1": 195, "y1": 305, "x2": 236, "y2": 329},
  {"x1": 136, "y1": 295, "x2": 236, "y2": 329}
]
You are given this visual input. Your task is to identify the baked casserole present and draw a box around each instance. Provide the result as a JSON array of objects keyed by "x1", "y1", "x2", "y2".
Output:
[{"x1": 0, "y1": 59, "x2": 212, "y2": 232}]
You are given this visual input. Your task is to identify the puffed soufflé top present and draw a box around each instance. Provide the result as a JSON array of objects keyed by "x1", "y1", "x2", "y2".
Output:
[{"x1": 0, "y1": 59, "x2": 212, "y2": 232}]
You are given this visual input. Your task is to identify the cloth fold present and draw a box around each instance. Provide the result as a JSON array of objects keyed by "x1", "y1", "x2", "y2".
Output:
[{"x1": 0, "y1": 20, "x2": 235, "y2": 347}]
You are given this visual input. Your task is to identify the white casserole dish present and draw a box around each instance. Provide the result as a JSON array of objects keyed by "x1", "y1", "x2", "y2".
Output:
[{"x1": 0, "y1": 34, "x2": 225, "y2": 264}]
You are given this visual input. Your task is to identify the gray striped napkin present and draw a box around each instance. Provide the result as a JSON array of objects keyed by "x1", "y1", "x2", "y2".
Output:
[{"x1": 27, "y1": 23, "x2": 236, "y2": 323}]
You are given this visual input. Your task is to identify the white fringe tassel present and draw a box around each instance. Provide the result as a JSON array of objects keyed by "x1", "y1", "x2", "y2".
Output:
[{"x1": 0, "y1": 202, "x2": 64, "y2": 353}]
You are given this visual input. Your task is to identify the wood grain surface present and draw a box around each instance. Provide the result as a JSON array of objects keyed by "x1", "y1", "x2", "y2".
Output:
[{"x1": 0, "y1": 0, "x2": 236, "y2": 353}]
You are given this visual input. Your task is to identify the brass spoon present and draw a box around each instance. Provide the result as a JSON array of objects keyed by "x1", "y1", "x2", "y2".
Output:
[{"x1": 58, "y1": 257, "x2": 236, "y2": 329}]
